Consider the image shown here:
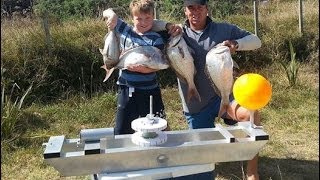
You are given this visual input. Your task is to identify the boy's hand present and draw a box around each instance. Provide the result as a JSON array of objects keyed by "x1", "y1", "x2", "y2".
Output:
[
  {"x1": 103, "y1": 8, "x2": 118, "y2": 30},
  {"x1": 106, "y1": 14, "x2": 117, "y2": 30}
]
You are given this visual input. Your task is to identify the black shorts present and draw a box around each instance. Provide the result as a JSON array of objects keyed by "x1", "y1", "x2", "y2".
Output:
[{"x1": 114, "y1": 86, "x2": 166, "y2": 135}]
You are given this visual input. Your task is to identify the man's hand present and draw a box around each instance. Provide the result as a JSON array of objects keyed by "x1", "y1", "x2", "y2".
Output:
[
  {"x1": 223, "y1": 40, "x2": 239, "y2": 54},
  {"x1": 127, "y1": 64, "x2": 157, "y2": 73},
  {"x1": 166, "y1": 23, "x2": 182, "y2": 37}
]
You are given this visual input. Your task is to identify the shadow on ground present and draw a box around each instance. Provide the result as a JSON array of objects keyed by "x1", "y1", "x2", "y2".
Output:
[{"x1": 215, "y1": 156, "x2": 319, "y2": 180}]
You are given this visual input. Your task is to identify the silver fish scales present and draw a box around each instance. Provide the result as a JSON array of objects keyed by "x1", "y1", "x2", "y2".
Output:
[
  {"x1": 101, "y1": 46, "x2": 169, "y2": 82},
  {"x1": 166, "y1": 34, "x2": 201, "y2": 102},
  {"x1": 205, "y1": 45, "x2": 234, "y2": 120},
  {"x1": 99, "y1": 30, "x2": 121, "y2": 70}
]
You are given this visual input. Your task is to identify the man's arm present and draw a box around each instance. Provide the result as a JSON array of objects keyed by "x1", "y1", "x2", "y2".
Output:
[
  {"x1": 223, "y1": 34, "x2": 261, "y2": 53},
  {"x1": 236, "y1": 34, "x2": 262, "y2": 51},
  {"x1": 152, "y1": 19, "x2": 168, "y2": 31},
  {"x1": 152, "y1": 19, "x2": 182, "y2": 37}
]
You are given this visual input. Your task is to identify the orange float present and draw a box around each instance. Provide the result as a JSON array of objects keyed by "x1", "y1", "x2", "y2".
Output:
[{"x1": 233, "y1": 73, "x2": 272, "y2": 110}]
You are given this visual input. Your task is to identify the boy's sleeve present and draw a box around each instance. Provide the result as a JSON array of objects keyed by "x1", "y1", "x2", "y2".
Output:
[
  {"x1": 153, "y1": 36, "x2": 165, "y2": 50},
  {"x1": 115, "y1": 18, "x2": 129, "y2": 35}
]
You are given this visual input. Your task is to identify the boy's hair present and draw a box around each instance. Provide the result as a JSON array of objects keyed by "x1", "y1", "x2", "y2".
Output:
[{"x1": 129, "y1": 0, "x2": 154, "y2": 15}]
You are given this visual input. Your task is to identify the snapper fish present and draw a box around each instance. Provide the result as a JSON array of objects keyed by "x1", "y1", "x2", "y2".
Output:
[
  {"x1": 101, "y1": 46, "x2": 169, "y2": 82},
  {"x1": 205, "y1": 45, "x2": 235, "y2": 120},
  {"x1": 166, "y1": 33, "x2": 201, "y2": 102},
  {"x1": 99, "y1": 30, "x2": 121, "y2": 70}
]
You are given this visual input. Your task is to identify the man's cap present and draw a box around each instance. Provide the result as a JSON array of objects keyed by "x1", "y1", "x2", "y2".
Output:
[{"x1": 183, "y1": 0, "x2": 208, "y2": 6}]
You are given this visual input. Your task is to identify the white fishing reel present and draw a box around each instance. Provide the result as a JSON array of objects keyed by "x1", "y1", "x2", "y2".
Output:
[{"x1": 131, "y1": 96, "x2": 168, "y2": 147}]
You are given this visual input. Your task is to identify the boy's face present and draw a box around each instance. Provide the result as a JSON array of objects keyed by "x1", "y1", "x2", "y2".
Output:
[{"x1": 132, "y1": 11, "x2": 154, "y2": 34}]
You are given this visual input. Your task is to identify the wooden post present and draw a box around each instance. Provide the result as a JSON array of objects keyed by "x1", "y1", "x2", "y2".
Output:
[
  {"x1": 298, "y1": 0, "x2": 303, "y2": 34},
  {"x1": 42, "y1": 11, "x2": 52, "y2": 57},
  {"x1": 253, "y1": 0, "x2": 259, "y2": 37},
  {"x1": 154, "y1": 1, "x2": 159, "y2": 19}
]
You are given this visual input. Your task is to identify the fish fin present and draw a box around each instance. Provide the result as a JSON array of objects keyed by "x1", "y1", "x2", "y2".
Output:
[
  {"x1": 99, "y1": 48, "x2": 104, "y2": 54},
  {"x1": 101, "y1": 64, "x2": 107, "y2": 71},
  {"x1": 178, "y1": 46, "x2": 185, "y2": 59},
  {"x1": 233, "y1": 60, "x2": 239, "y2": 69},
  {"x1": 100, "y1": 65, "x2": 115, "y2": 82},
  {"x1": 211, "y1": 82, "x2": 221, "y2": 97},
  {"x1": 103, "y1": 31, "x2": 110, "y2": 40},
  {"x1": 170, "y1": 34, "x2": 182, "y2": 47},
  {"x1": 187, "y1": 86, "x2": 201, "y2": 102}
]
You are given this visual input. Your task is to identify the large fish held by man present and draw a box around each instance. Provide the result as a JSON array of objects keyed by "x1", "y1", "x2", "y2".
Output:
[
  {"x1": 101, "y1": 46, "x2": 169, "y2": 82},
  {"x1": 166, "y1": 33, "x2": 201, "y2": 102},
  {"x1": 205, "y1": 45, "x2": 235, "y2": 120}
]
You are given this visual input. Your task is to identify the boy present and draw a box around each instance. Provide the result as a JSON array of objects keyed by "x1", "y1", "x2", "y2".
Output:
[{"x1": 103, "y1": 0, "x2": 170, "y2": 135}]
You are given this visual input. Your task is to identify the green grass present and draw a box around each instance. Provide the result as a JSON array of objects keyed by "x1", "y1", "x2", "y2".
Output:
[{"x1": 1, "y1": 0, "x2": 319, "y2": 179}]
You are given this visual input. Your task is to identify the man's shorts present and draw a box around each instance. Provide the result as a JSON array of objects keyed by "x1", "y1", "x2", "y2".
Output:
[{"x1": 183, "y1": 95, "x2": 237, "y2": 129}]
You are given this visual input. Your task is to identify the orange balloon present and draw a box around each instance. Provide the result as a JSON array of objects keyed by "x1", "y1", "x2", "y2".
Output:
[{"x1": 233, "y1": 73, "x2": 272, "y2": 110}]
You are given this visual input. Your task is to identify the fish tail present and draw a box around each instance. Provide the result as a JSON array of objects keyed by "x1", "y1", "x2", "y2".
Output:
[
  {"x1": 101, "y1": 64, "x2": 107, "y2": 71},
  {"x1": 217, "y1": 100, "x2": 229, "y2": 121},
  {"x1": 100, "y1": 65, "x2": 115, "y2": 82},
  {"x1": 187, "y1": 84, "x2": 201, "y2": 102}
]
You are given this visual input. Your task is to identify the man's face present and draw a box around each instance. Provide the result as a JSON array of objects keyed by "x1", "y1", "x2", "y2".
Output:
[
  {"x1": 132, "y1": 11, "x2": 154, "y2": 34},
  {"x1": 184, "y1": 4, "x2": 208, "y2": 30}
]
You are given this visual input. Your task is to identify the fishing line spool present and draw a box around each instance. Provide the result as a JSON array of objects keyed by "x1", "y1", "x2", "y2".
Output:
[{"x1": 131, "y1": 96, "x2": 168, "y2": 146}]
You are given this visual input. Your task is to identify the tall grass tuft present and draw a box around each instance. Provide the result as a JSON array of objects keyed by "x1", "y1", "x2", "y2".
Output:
[
  {"x1": 280, "y1": 41, "x2": 300, "y2": 87},
  {"x1": 1, "y1": 83, "x2": 32, "y2": 150}
]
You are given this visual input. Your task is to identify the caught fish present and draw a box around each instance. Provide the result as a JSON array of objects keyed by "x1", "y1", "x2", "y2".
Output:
[
  {"x1": 99, "y1": 30, "x2": 120, "y2": 69},
  {"x1": 205, "y1": 45, "x2": 234, "y2": 120},
  {"x1": 166, "y1": 33, "x2": 201, "y2": 102},
  {"x1": 101, "y1": 46, "x2": 169, "y2": 82}
]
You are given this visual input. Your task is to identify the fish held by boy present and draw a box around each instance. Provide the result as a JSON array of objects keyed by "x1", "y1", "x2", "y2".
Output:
[
  {"x1": 205, "y1": 45, "x2": 234, "y2": 120},
  {"x1": 166, "y1": 33, "x2": 201, "y2": 102},
  {"x1": 99, "y1": 30, "x2": 121, "y2": 70},
  {"x1": 101, "y1": 46, "x2": 169, "y2": 82}
]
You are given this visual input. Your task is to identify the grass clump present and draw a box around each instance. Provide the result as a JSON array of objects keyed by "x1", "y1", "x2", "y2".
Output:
[
  {"x1": 1, "y1": 83, "x2": 32, "y2": 152},
  {"x1": 280, "y1": 41, "x2": 300, "y2": 87}
]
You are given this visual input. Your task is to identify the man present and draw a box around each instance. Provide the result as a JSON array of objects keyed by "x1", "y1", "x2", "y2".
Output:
[{"x1": 170, "y1": 0, "x2": 262, "y2": 179}]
